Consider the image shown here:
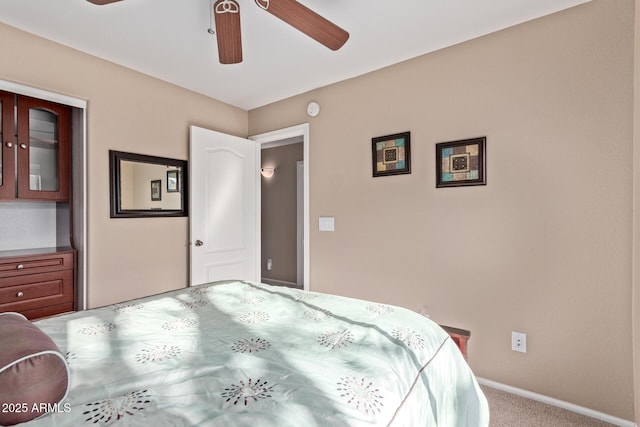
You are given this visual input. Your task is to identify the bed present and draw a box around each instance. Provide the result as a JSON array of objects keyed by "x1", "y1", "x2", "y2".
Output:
[{"x1": 4, "y1": 281, "x2": 489, "y2": 426}]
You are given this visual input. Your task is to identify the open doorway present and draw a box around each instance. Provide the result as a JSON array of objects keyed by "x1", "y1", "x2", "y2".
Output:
[
  {"x1": 250, "y1": 123, "x2": 309, "y2": 290},
  {"x1": 260, "y1": 139, "x2": 303, "y2": 288}
]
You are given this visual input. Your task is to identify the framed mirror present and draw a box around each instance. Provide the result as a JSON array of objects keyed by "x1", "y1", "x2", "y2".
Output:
[{"x1": 109, "y1": 150, "x2": 188, "y2": 218}]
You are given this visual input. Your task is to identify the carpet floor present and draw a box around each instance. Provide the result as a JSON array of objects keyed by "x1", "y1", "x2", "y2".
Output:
[{"x1": 482, "y1": 385, "x2": 618, "y2": 427}]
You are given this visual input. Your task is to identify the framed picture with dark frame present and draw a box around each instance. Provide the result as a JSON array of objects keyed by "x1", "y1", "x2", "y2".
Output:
[
  {"x1": 371, "y1": 131, "x2": 411, "y2": 177},
  {"x1": 151, "y1": 179, "x2": 162, "y2": 201},
  {"x1": 436, "y1": 137, "x2": 486, "y2": 188},
  {"x1": 167, "y1": 170, "x2": 179, "y2": 193}
]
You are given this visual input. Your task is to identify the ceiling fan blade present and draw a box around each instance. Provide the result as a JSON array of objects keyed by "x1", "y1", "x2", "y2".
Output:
[
  {"x1": 256, "y1": 0, "x2": 349, "y2": 51},
  {"x1": 214, "y1": 0, "x2": 243, "y2": 64},
  {"x1": 86, "y1": 0, "x2": 123, "y2": 5}
]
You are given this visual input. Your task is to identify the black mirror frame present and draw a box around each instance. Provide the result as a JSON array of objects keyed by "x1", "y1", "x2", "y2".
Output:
[{"x1": 109, "y1": 150, "x2": 189, "y2": 218}]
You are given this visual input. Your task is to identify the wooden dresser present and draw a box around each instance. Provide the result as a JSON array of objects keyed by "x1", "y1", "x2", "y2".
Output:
[
  {"x1": 0, "y1": 248, "x2": 76, "y2": 320},
  {"x1": 440, "y1": 324, "x2": 471, "y2": 360}
]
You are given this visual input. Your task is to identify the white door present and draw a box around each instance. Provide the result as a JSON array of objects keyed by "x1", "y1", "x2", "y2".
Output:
[{"x1": 190, "y1": 125, "x2": 259, "y2": 286}]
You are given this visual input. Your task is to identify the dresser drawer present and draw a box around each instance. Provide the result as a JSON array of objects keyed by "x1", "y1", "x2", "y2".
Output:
[
  {"x1": 0, "y1": 252, "x2": 74, "y2": 278},
  {"x1": 0, "y1": 270, "x2": 74, "y2": 317}
]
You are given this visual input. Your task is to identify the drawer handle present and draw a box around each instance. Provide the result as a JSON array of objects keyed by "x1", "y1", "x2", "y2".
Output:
[
  {"x1": 16, "y1": 264, "x2": 24, "y2": 270},
  {"x1": 16, "y1": 291, "x2": 24, "y2": 298}
]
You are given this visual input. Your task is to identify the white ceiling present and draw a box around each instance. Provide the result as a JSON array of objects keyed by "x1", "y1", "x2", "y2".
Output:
[{"x1": 0, "y1": 0, "x2": 589, "y2": 110}]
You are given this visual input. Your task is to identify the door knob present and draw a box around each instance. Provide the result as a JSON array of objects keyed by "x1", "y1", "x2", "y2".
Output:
[
  {"x1": 19, "y1": 143, "x2": 27, "y2": 149},
  {"x1": 195, "y1": 240, "x2": 203, "y2": 247},
  {"x1": 5, "y1": 142, "x2": 12, "y2": 148}
]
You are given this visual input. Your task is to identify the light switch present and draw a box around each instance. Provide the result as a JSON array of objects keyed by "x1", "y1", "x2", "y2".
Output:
[{"x1": 319, "y1": 217, "x2": 335, "y2": 232}]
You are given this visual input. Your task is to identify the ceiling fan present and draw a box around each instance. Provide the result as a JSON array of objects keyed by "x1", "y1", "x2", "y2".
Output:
[{"x1": 86, "y1": 0, "x2": 350, "y2": 65}]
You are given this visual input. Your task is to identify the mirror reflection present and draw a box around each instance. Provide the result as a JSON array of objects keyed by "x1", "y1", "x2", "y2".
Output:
[{"x1": 109, "y1": 150, "x2": 188, "y2": 218}]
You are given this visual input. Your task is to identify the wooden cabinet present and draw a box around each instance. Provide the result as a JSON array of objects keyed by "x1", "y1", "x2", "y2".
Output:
[
  {"x1": 0, "y1": 91, "x2": 71, "y2": 202},
  {"x1": 0, "y1": 89, "x2": 76, "y2": 319},
  {"x1": 0, "y1": 91, "x2": 14, "y2": 200},
  {"x1": 0, "y1": 248, "x2": 76, "y2": 320}
]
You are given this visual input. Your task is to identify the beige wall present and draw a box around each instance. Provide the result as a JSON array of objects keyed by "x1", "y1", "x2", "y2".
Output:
[
  {"x1": 0, "y1": 22, "x2": 248, "y2": 307},
  {"x1": 250, "y1": 0, "x2": 636, "y2": 421},
  {"x1": 634, "y1": 0, "x2": 640, "y2": 422}
]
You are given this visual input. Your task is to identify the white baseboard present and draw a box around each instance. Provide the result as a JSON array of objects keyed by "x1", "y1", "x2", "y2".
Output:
[
  {"x1": 477, "y1": 378, "x2": 637, "y2": 427},
  {"x1": 260, "y1": 277, "x2": 299, "y2": 288}
]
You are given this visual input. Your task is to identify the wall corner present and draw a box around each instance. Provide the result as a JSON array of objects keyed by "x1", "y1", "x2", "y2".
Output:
[{"x1": 633, "y1": 0, "x2": 640, "y2": 423}]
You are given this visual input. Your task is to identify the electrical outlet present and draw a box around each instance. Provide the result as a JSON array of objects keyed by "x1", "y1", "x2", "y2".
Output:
[{"x1": 512, "y1": 332, "x2": 527, "y2": 353}]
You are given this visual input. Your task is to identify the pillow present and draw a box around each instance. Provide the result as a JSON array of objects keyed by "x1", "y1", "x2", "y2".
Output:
[{"x1": 0, "y1": 312, "x2": 69, "y2": 426}]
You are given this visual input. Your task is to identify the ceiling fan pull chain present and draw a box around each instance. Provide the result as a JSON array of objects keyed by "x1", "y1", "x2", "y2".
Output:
[
  {"x1": 255, "y1": 0, "x2": 269, "y2": 10},
  {"x1": 215, "y1": 0, "x2": 240, "y2": 14}
]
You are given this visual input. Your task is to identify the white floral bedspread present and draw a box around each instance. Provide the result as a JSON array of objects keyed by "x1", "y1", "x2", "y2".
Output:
[{"x1": 26, "y1": 281, "x2": 489, "y2": 426}]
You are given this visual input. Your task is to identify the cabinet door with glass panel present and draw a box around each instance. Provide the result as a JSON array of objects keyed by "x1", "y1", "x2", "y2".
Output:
[
  {"x1": 1, "y1": 94, "x2": 71, "y2": 201},
  {"x1": 17, "y1": 95, "x2": 71, "y2": 201}
]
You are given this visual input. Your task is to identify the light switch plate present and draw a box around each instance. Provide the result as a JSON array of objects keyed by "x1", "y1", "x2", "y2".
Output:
[{"x1": 319, "y1": 217, "x2": 335, "y2": 232}]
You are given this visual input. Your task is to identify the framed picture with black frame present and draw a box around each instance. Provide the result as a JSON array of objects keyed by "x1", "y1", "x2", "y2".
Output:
[
  {"x1": 371, "y1": 131, "x2": 411, "y2": 177},
  {"x1": 435, "y1": 137, "x2": 486, "y2": 188},
  {"x1": 151, "y1": 179, "x2": 162, "y2": 201},
  {"x1": 167, "y1": 170, "x2": 179, "y2": 193}
]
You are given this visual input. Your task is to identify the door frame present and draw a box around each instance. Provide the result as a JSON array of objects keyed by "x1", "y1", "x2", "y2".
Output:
[
  {"x1": 296, "y1": 160, "x2": 304, "y2": 287},
  {"x1": 250, "y1": 123, "x2": 310, "y2": 291}
]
